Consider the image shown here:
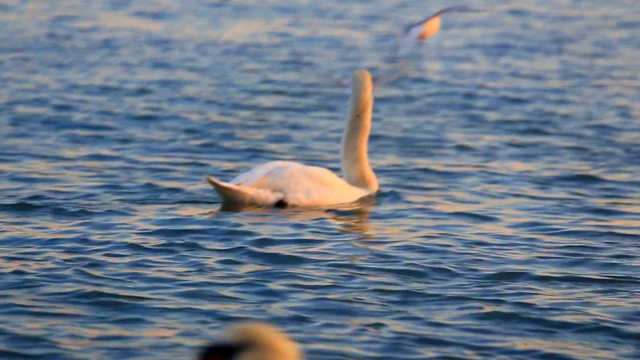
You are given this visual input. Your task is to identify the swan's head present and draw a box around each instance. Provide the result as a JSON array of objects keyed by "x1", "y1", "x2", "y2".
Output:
[
  {"x1": 351, "y1": 69, "x2": 373, "y2": 97},
  {"x1": 198, "y1": 323, "x2": 302, "y2": 360}
]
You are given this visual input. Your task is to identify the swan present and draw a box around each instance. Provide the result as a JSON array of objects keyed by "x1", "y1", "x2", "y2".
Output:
[
  {"x1": 198, "y1": 322, "x2": 302, "y2": 360},
  {"x1": 206, "y1": 69, "x2": 379, "y2": 208}
]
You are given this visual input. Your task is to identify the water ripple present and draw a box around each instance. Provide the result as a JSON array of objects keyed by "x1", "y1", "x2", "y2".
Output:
[{"x1": 1, "y1": 1, "x2": 639, "y2": 359}]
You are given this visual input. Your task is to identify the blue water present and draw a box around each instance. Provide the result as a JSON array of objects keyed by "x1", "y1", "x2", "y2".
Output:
[{"x1": 1, "y1": 0, "x2": 639, "y2": 359}]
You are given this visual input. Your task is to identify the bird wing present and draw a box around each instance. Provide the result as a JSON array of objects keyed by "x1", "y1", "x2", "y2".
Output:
[
  {"x1": 404, "y1": 6, "x2": 486, "y2": 39},
  {"x1": 410, "y1": 6, "x2": 485, "y2": 31}
]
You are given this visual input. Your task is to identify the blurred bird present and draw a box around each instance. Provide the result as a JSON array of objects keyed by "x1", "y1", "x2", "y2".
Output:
[
  {"x1": 397, "y1": 5, "x2": 485, "y2": 56},
  {"x1": 373, "y1": 5, "x2": 485, "y2": 87},
  {"x1": 214, "y1": 4, "x2": 484, "y2": 89},
  {"x1": 198, "y1": 323, "x2": 302, "y2": 360}
]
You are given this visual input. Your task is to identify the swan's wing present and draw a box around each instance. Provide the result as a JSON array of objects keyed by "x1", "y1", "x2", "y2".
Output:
[
  {"x1": 256, "y1": 164, "x2": 341, "y2": 191},
  {"x1": 230, "y1": 161, "x2": 304, "y2": 187},
  {"x1": 238, "y1": 163, "x2": 370, "y2": 206},
  {"x1": 209, "y1": 162, "x2": 371, "y2": 206}
]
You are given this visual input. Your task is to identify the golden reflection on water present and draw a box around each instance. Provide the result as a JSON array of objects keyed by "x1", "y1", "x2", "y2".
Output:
[
  {"x1": 509, "y1": 339, "x2": 612, "y2": 359},
  {"x1": 85, "y1": 13, "x2": 163, "y2": 32},
  {"x1": 210, "y1": 202, "x2": 376, "y2": 237},
  {"x1": 585, "y1": 219, "x2": 640, "y2": 229}
]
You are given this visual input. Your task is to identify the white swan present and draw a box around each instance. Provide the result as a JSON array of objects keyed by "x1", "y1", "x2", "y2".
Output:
[
  {"x1": 206, "y1": 69, "x2": 379, "y2": 208},
  {"x1": 198, "y1": 322, "x2": 302, "y2": 360}
]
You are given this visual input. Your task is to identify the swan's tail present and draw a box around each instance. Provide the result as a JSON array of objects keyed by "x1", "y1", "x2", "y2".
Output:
[
  {"x1": 206, "y1": 176, "x2": 278, "y2": 206},
  {"x1": 206, "y1": 176, "x2": 247, "y2": 204}
]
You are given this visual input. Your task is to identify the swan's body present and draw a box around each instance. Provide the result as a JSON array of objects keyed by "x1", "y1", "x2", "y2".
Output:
[
  {"x1": 207, "y1": 69, "x2": 378, "y2": 208},
  {"x1": 208, "y1": 160, "x2": 372, "y2": 207},
  {"x1": 199, "y1": 323, "x2": 302, "y2": 360}
]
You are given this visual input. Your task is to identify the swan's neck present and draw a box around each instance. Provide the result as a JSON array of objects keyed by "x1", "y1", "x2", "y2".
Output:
[{"x1": 340, "y1": 70, "x2": 378, "y2": 192}]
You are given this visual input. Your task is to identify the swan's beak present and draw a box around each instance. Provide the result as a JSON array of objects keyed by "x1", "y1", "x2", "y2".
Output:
[{"x1": 198, "y1": 342, "x2": 250, "y2": 360}]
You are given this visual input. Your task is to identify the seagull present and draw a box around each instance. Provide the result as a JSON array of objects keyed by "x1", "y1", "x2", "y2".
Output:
[
  {"x1": 402, "y1": 6, "x2": 485, "y2": 43},
  {"x1": 376, "y1": 5, "x2": 486, "y2": 85}
]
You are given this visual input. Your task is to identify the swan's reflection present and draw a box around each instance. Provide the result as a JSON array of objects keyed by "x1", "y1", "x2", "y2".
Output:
[{"x1": 210, "y1": 195, "x2": 376, "y2": 240}]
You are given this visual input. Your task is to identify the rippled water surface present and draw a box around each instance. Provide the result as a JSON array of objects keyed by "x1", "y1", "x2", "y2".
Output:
[{"x1": 1, "y1": 0, "x2": 639, "y2": 359}]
